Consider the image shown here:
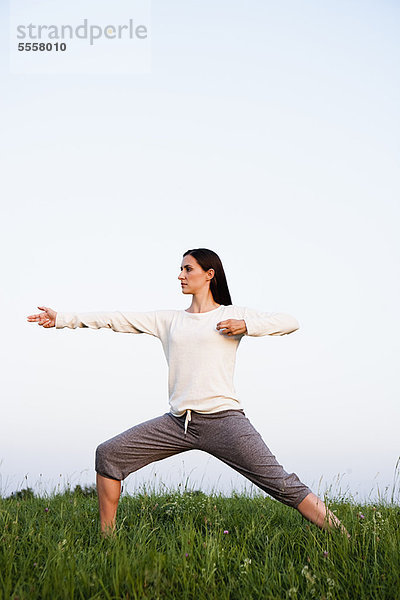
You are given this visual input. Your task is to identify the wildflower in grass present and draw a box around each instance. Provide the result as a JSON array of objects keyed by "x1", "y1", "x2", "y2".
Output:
[
  {"x1": 240, "y1": 558, "x2": 252, "y2": 575},
  {"x1": 223, "y1": 530, "x2": 229, "y2": 534},
  {"x1": 301, "y1": 565, "x2": 316, "y2": 585},
  {"x1": 44, "y1": 507, "x2": 49, "y2": 513},
  {"x1": 185, "y1": 553, "x2": 189, "y2": 557},
  {"x1": 33, "y1": 562, "x2": 37, "y2": 567},
  {"x1": 288, "y1": 588, "x2": 298, "y2": 599},
  {"x1": 244, "y1": 558, "x2": 251, "y2": 566},
  {"x1": 323, "y1": 551, "x2": 329, "y2": 558},
  {"x1": 58, "y1": 539, "x2": 67, "y2": 551},
  {"x1": 358, "y1": 512, "x2": 365, "y2": 519}
]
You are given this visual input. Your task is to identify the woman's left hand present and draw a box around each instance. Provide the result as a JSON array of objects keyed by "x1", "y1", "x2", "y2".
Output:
[{"x1": 216, "y1": 319, "x2": 247, "y2": 336}]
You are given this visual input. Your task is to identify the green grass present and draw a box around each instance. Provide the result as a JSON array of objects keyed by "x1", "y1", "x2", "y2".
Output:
[{"x1": 1, "y1": 486, "x2": 399, "y2": 599}]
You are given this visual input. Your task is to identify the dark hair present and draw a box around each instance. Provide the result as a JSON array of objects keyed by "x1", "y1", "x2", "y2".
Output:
[{"x1": 183, "y1": 248, "x2": 232, "y2": 306}]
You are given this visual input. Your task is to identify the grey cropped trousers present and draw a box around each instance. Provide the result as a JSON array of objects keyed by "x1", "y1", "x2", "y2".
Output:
[{"x1": 95, "y1": 409, "x2": 312, "y2": 508}]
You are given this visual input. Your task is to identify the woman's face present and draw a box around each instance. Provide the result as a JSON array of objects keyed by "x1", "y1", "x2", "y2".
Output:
[{"x1": 178, "y1": 255, "x2": 214, "y2": 295}]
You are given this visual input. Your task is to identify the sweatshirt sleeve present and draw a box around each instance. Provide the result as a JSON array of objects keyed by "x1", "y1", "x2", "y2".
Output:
[
  {"x1": 55, "y1": 311, "x2": 161, "y2": 337},
  {"x1": 241, "y1": 307, "x2": 300, "y2": 337}
]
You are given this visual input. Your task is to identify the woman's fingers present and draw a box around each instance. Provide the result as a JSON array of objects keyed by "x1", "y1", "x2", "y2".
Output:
[
  {"x1": 216, "y1": 319, "x2": 246, "y2": 336},
  {"x1": 217, "y1": 320, "x2": 235, "y2": 335},
  {"x1": 27, "y1": 313, "x2": 46, "y2": 321},
  {"x1": 27, "y1": 307, "x2": 48, "y2": 319}
]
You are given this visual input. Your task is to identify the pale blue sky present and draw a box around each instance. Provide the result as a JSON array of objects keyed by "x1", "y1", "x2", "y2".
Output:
[{"x1": 1, "y1": 0, "x2": 399, "y2": 502}]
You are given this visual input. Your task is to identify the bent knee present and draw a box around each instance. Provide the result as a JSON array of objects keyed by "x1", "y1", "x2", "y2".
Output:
[
  {"x1": 95, "y1": 440, "x2": 117, "y2": 477},
  {"x1": 95, "y1": 441, "x2": 110, "y2": 463}
]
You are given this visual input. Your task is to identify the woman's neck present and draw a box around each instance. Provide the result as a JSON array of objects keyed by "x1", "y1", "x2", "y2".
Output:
[{"x1": 186, "y1": 291, "x2": 220, "y2": 313}]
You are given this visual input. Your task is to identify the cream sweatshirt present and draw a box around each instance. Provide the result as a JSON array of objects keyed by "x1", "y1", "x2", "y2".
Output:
[{"x1": 55, "y1": 305, "x2": 299, "y2": 416}]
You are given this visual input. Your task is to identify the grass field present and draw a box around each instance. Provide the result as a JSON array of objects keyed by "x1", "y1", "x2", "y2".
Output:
[{"x1": 1, "y1": 485, "x2": 399, "y2": 599}]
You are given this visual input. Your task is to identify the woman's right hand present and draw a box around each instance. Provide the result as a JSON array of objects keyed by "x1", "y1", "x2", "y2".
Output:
[{"x1": 27, "y1": 306, "x2": 57, "y2": 328}]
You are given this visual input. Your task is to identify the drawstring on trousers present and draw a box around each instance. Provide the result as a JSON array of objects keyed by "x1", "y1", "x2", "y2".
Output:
[{"x1": 184, "y1": 409, "x2": 192, "y2": 435}]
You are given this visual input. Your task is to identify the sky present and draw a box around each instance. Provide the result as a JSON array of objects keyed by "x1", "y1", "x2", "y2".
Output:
[{"x1": 1, "y1": 0, "x2": 399, "y2": 503}]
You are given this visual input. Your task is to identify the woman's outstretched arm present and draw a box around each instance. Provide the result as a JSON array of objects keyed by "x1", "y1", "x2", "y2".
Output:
[{"x1": 27, "y1": 306, "x2": 162, "y2": 337}]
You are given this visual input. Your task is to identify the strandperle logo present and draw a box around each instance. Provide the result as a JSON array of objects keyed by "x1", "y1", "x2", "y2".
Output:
[{"x1": 16, "y1": 18, "x2": 148, "y2": 46}]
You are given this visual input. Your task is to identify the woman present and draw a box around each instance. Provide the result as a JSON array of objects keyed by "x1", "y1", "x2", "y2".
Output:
[{"x1": 27, "y1": 248, "x2": 348, "y2": 537}]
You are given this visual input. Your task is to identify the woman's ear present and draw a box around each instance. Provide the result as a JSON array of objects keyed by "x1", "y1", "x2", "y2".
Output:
[{"x1": 207, "y1": 269, "x2": 215, "y2": 281}]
